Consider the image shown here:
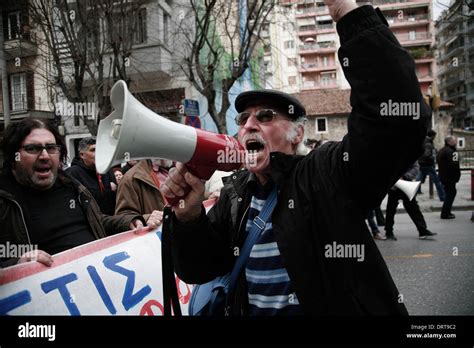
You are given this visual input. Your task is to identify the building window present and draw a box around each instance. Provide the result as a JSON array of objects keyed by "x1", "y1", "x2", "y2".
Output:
[
  {"x1": 409, "y1": 30, "x2": 416, "y2": 40},
  {"x1": 287, "y1": 57, "x2": 296, "y2": 67},
  {"x1": 10, "y1": 73, "x2": 27, "y2": 111},
  {"x1": 163, "y1": 12, "x2": 170, "y2": 45},
  {"x1": 135, "y1": 8, "x2": 147, "y2": 44},
  {"x1": 323, "y1": 56, "x2": 328, "y2": 66},
  {"x1": 316, "y1": 117, "x2": 328, "y2": 133},
  {"x1": 284, "y1": 40, "x2": 295, "y2": 49},
  {"x1": 288, "y1": 76, "x2": 297, "y2": 85},
  {"x1": 7, "y1": 11, "x2": 21, "y2": 40},
  {"x1": 321, "y1": 75, "x2": 330, "y2": 86}
]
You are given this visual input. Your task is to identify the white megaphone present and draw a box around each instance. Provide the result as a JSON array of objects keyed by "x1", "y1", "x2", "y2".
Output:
[
  {"x1": 394, "y1": 180, "x2": 421, "y2": 201},
  {"x1": 96, "y1": 80, "x2": 246, "y2": 205}
]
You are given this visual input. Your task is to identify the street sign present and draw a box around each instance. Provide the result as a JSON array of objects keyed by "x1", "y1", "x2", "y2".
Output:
[
  {"x1": 185, "y1": 116, "x2": 201, "y2": 128},
  {"x1": 184, "y1": 99, "x2": 199, "y2": 117}
]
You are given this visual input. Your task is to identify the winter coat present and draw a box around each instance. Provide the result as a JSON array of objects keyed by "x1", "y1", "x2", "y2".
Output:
[
  {"x1": 115, "y1": 160, "x2": 166, "y2": 221},
  {"x1": 0, "y1": 172, "x2": 143, "y2": 267},
  {"x1": 169, "y1": 6, "x2": 430, "y2": 315},
  {"x1": 437, "y1": 145, "x2": 461, "y2": 184},
  {"x1": 418, "y1": 137, "x2": 436, "y2": 167},
  {"x1": 66, "y1": 158, "x2": 116, "y2": 215}
]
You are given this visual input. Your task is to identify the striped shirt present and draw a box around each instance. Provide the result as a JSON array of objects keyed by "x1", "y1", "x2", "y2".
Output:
[{"x1": 245, "y1": 184, "x2": 303, "y2": 315}]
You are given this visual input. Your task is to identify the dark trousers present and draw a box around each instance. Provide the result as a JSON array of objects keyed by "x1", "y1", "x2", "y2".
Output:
[
  {"x1": 366, "y1": 210, "x2": 379, "y2": 234},
  {"x1": 385, "y1": 188, "x2": 428, "y2": 235},
  {"x1": 374, "y1": 206, "x2": 385, "y2": 226},
  {"x1": 417, "y1": 165, "x2": 445, "y2": 201},
  {"x1": 441, "y1": 182, "x2": 457, "y2": 217}
]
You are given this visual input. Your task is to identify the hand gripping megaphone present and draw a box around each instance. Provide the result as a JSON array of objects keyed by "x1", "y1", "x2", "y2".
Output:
[
  {"x1": 394, "y1": 180, "x2": 421, "y2": 201},
  {"x1": 96, "y1": 80, "x2": 246, "y2": 205}
]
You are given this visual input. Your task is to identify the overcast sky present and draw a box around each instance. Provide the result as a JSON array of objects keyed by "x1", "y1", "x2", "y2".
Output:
[{"x1": 432, "y1": 0, "x2": 452, "y2": 19}]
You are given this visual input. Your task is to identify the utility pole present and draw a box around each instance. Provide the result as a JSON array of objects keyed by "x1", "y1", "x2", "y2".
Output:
[{"x1": 0, "y1": 9, "x2": 11, "y2": 129}]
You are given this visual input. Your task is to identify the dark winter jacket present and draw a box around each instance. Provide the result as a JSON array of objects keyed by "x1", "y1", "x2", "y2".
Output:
[
  {"x1": 418, "y1": 137, "x2": 436, "y2": 167},
  {"x1": 66, "y1": 158, "x2": 116, "y2": 215},
  {"x1": 437, "y1": 145, "x2": 461, "y2": 184},
  {"x1": 401, "y1": 162, "x2": 420, "y2": 181},
  {"x1": 170, "y1": 6, "x2": 430, "y2": 315},
  {"x1": 0, "y1": 172, "x2": 144, "y2": 267}
]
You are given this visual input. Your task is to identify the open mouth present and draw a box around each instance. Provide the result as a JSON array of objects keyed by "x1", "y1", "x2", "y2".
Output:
[
  {"x1": 35, "y1": 167, "x2": 51, "y2": 174},
  {"x1": 245, "y1": 139, "x2": 265, "y2": 153}
]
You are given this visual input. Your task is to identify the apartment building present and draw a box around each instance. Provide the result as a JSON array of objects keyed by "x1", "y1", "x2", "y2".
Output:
[
  {"x1": 366, "y1": 0, "x2": 435, "y2": 96},
  {"x1": 261, "y1": 4, "x2": 301, "y2": 93},
  {"x1": 1, "y1": 0, "x2": 55, "y2": 132},
  {"x1": 265, "y1": 0, "x2": 435, "y2": 96},
  {"x1": 294, "y1": 0, "x2": 348, "y2": 91},
  {"x1": 435, "y1": 0, "x2": 474, "y2": 128}
]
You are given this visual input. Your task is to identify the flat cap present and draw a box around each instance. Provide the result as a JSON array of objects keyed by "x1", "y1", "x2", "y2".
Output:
[{"x1": 235, "y1": 90, "x2": 306, "y2": 119}]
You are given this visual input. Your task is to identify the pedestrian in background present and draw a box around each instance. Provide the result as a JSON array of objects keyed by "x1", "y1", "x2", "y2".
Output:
[
  {"x1": 66, "y1": 137, "x2": 117, "y2": 215},
  {"x1": 384, "y1": 162, "x2": 437, "y2": 240},
  {"x1": 437, "y1": 135, "x2": 461, "y2": 219},
  {"x1": 417, "y1": 130, "x2": 445, "y2": 201}
]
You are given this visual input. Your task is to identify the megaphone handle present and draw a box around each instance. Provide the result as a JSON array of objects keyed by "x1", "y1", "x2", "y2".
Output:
[
  {"x1": 165, "y1": 185, "x2": 193, "y2": 207},
  {"x1": 164, "y1": 165, "x2": 215, "y2": 206}
]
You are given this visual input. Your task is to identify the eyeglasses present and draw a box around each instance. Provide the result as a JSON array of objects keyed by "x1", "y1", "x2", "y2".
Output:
[
  {"x1": 235, "y1": 109, "x2": 288, "y2": 126},
  {"x1": 21, "y1": 144, "x2": 62, "y2": 155}
]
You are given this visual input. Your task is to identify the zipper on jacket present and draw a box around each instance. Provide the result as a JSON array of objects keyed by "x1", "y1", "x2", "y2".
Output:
[
  {"x1": 10, "y1": 199, "x2": 32, "y2": 245},
  {"x1": 235, "y1": 203, "x2": 250, "y2": 247}
]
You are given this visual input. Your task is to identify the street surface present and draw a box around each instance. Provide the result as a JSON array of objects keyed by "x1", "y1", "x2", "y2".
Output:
[{"x1": 375, "y1": 211, "x2": 474, "y2": 315}]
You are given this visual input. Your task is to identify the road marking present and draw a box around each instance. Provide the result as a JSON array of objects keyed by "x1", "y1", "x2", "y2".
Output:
[
  {"x1": 412, "y1": 254, "x2": 433, "y2": 258},
  {"x1": 385, "y1": 252, "x2": 474, "y2": 260}
]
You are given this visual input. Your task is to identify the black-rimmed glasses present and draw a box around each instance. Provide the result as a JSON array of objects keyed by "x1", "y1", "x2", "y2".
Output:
[{"x1": 21, "y1": 144, "x2": 62, "y2": 155}]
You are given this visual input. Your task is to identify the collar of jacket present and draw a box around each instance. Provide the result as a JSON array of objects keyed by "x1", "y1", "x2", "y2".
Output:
[
  {"x1": 127, "y1": 160, "x2": 159, "y2": 190},
  {"x1": 71, "y1": 157, "x2": 96, "y2": 174},
  {"x1": 226, "y1": 152, "x2": 304, "y2": 195}
]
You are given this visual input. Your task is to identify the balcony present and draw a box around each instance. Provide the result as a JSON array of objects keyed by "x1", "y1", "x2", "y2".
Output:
[
  {"x1": 375, "y1": 0, "x2": 430, "y2": 11},
  {"x1": 301, "y1": 80, "x2": 338, "y2": 90},
  {"x1": 437, "y1": 62, "x2": 463, "y2": 76},
  {"x1": 445, "y1": 91, "x2": 467, "y2": 101},
  {"x1": 4, "y1": 32, "x2": 38, "y2": 59},
  {"x1": 395, "y1": 31, "x2": 431, "y2": 46},
  {"x1": 299, "y1": 62, "x2": 337, "y2": 72},
  {"x1": 416, "y1": 73, "x2": 433, "y2": 83},
  {"x1": 299, "y1": 42, "x2": 337, "y2": 54},
  {"x1": 298, "y1": 23, "x2": 334, "y2": 36},
  {"x1": 386, "y1": 14, "x2": 429, "y2": 28},
  {"x1": 440, "y1": 76, "x2": 465, "y2": 90},
  {"x1": 296, "y1": 5, "x2": 329, "y2": 17}
]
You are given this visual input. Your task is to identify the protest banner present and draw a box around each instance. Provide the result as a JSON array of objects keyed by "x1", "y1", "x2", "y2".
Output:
[{"x1": 0, "y1": 199, "x2": 217, "y2": 315}]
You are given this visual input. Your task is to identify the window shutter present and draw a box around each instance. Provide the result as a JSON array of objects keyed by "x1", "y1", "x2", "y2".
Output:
[
  {"x1": 7, "y1": 75, "x2": 12, "y2": 111},
  {"x1": 26, "y1": 71, "x2": 34, "y2": 110},
  {"x1": 2, "y1": 12, "x2": 8, "y2": 40}
]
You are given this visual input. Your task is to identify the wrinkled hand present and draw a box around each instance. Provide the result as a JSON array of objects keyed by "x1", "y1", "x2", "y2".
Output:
[
  {"x1": 18, "y1": 249, "x2": 53, "y2": 267},
  {"x1": 324, "y1": 0, "x2": 357, "y2": 22},
  {"x1": 161, "y1": 162, "x2": 205, "y2": 223},
  {"x1": 129, "y1": 218, "x2": 145, "y2": 231},
  {"x1": 146, "y1": 210, "x2": 163, "y2": 230}
]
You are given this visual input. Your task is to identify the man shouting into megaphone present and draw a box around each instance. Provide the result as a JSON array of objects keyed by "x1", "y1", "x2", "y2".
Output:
[{"x1": 161, "y1": 0, "x2": 430, "y2": 315}]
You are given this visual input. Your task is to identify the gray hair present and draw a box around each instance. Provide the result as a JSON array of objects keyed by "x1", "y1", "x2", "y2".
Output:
[
  {"x1": 286, "y1": 117, "x2": 309, "y2": 156},
  {"x1": 78, "y1": 137, "x2": 96, "y2": 152},
  {"x1": 444, "y1": 135, "x2": 457, "y2": 146}
]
